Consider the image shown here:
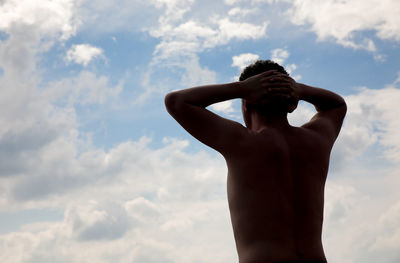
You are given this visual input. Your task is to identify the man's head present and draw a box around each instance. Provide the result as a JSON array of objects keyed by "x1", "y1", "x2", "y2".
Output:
[
  {"x1": 239, "y1": 60, "x2": 288, "y2": 81},
  {"x1": 239, "y1": 60, "x2": 298, "y2": 123}
]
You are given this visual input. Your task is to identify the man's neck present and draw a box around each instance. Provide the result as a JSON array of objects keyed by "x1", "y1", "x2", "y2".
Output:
[{"x1": 250, "y1": 112, "x2": 290, "y2": 132}]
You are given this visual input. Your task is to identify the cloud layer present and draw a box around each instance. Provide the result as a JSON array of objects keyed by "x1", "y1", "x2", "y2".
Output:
[{"x1": 1, "y1": 0, "x2": 400, "y2": 263}]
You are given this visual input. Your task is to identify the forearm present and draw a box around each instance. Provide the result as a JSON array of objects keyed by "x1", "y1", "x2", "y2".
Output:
[
  {"x1": 297, "y1": 83, "x2": 346, "y2": 112},
  {"x1": 165, "y1": 82, "x2": 245, "y2": 109}
]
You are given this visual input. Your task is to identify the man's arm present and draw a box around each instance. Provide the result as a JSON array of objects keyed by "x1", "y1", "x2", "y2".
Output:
[
  {"x1": 271, "y1": 72, "x2": 347, "y2": 143},
  {"x1": 165, "y1": 70, "x2": 287, "y2": 154},
  {"x1": 165, "y1": 81, "x2": 246, "y2": 154},
  {"x1": 296, "y1": 83, "x2": 347, "y2": 144}
]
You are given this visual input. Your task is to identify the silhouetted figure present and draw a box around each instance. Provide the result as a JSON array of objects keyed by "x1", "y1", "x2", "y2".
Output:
[{"x1": 165, "y1": 60, "x2": 346, "y2": 263}]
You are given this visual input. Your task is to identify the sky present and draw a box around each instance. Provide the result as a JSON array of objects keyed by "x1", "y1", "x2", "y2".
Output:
[{"x1": 0, "y1": 0, "x2": 400, "y2": 262}]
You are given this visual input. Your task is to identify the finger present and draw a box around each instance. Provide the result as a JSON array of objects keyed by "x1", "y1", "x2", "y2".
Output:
[
  {"x1": 274, "y1": 87, "x2": 292, "y2": 92},
  {"x1": 263, "y1": 75, "x2": 292, "y2": 82},
  {"x1": 269, "y1": 89, "x2": 292, "y2": 95},
  {"x1": 267, "y1": 93, "x2": 293, "y2": 100},
  {"x1": 265, "y1": 89, "x2": 292, "y2": 97},
  {"x1": 266, "y1": 85, "x2": 292, "y2": 90},
  {"x1": 260, "y1": 70, "x2": 280, "y2": 77},
  {"x1": 264, "y1": 83, "x2": 292, "y2": 89},
  {"x1": 267, "y1": 74, "x2": 293, "y2": 81},
  {"x1": 266, "y1": 73, "x2": 294, "y2": 81},
  {"x1": 261, "y1": 78, "x2": 293, "y2": 86}
]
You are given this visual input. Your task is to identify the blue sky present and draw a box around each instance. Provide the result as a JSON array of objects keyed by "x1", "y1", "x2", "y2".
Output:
[{"x1": 1, "y1": 0, "x2": 400, "y2": 262}]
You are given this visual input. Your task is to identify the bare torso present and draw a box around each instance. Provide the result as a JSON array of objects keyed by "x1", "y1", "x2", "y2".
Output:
[
  {"x1": 165, "y1": 70, "x2": 346, "y2": 262},
  {"x1": 225, "y1": 126, "x2": 330, "y2": 263}
]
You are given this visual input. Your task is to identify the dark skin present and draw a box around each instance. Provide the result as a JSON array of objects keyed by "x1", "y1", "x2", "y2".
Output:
[{"x1": 165, "y1": 70, "x2": 347, "y2": 263}]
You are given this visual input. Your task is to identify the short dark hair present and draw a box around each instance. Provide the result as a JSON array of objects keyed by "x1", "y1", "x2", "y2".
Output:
[
  {"x1": 239, "y1": 59, "x2": 297, "y2": 115},
  {"x1": 239, "y1": 60, "x2": 288, "y2": 81}
]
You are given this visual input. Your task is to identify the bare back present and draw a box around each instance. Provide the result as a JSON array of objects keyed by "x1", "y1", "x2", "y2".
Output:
[
  {"x1": 225, "y1": 126, "x2": 330, "y2": 263},
  {"x1": 165, "y1": 72, "x2": 346, "y2": 263}
]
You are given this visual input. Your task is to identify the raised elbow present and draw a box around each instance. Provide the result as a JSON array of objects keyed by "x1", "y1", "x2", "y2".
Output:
[
  {"x1": 342, "y1": 99, "x2": 347, "y2": 111},
  {"x1": 341, "y1": 100, "x2": 347, "y2": 116},
  {"x1": 316, "y1": 97, "x2": 347, "y2": 113},
  {"x1": 338, "y1": 96, "x2": 347, "y2": 112},
  {"x1": 165, "y1": 91, "x2": 183, "y2": 114}
]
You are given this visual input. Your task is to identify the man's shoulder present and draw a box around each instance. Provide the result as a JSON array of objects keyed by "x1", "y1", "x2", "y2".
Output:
[
  {"x1": 286, "y1": 126, "x2": 332, "y2": 149},
  {"x1": 222, "y1": 125, "x2": 331, "y2": 157},
  {"x1": 260, "y1": 125, "x2": 323, "y2": 142}
]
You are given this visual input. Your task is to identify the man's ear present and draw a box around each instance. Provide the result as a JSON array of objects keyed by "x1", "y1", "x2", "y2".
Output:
[
  {"x1": 242, "y1": 100, "x2": 247, "y2": 114},
  {"x1": 242, "y1": 100, "x2": 251, "y2": 128},
  {"x1": 287, "y1": 100, "x2": 299, "y2": 113}
]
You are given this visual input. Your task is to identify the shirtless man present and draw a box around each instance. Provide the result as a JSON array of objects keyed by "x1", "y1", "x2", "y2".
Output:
[{"x1": 165, "y1": 60, "x2": 346, "y2": 263}]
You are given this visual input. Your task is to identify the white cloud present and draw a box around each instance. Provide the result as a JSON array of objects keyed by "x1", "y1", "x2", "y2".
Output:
[
  {"x1": 76, "y1": 0, "x2": 161, "y2": 34},
  {"x1": 0, "y1": 0, "x2": 79, "y2": 40},
  {"x1": 0, "y1": 0, "x2": 78, "y2": 79},
  {"x1": 285, "y1": 63, "x2": 296, "y2": 73},
  {"x1": 271, "y1": 48, "x2": 289, "y2": 64},
  {"x1": 125, "y1": 197, "x2": 160, "y2": 221},
  {"x1": 138, "y1": 54, "x2": 216, "y2": 103},
  {"x1": 372, "y1": 201, "x2": 400, "y2": 250},
  {"x1": 232, "y1": 53, "x2": 260, "y2": 70},
  {"x1": 133, "y1": 0, "x2": 270, "y2": 103},
  {"x1": 320, "y1": 171, "x2": 400, "y2": 263},
  {"x1": 143, "y1": 12, "x2": 268, "y2": 101},
  {"x1": 46, "y1": 71, "x2": 123, "y2": 105},
  {"x1": 285, "y1": 63, "x2": 301, "y2": 81},
  {"x1": 289, "y1": 78, "x2": 400, "y2": 261},
  {"x1": 251, "y1": 0, "x2": 278, "y2": 3},
  {"x1": 324, "y1": 182, "x2": 362, "y2": 223},
  {"x1": 153, "y1": 0, "x2": 195, "y2": 24},
  {"x1": 151, "y1": 19, "x2": 268, "y2": 60},
  {"x1": 179, "y1": 55, "x2": 217, "y2": 87},
  {"x1": 0, "y1": 1, "x2": 84, "y2": 168},
  {"x1": 0, "y1": 131, "x2": 228, "y2": 207},
  {"x1": 211, "y1": 101, "x2": 235, "y2": 114},
  {"x1": 65, "y1": 200, "x2": 132, "y2": 241},
  {"x1": 0, "y1": 136, "x2": 237, "y2": 262},
  {"x1": 224, "y1": 0, "x2": 241, "y2": 5},
  {"x1": 338, "y1": 78, "x2": 400, "y2": 163},
  {"x1": 2, "y1": 72, "x2": 400, "y2": 263},
  {"x1": 373, "y1": 53, "x2": 387, "y2": 63},
  {"x1": 146, "y1": 2, "x2": 269, "y2": 76},
  {"x1": 228, "y1": 7, "x2": 257, "y2": 17},
  {"x1": 287, "y1": 101, "x2": 315, "y2": 127},
  {"x1": 2, "y1": 96, "x2": 400, "y2": 263},
  {"x1": 291, "y1": 76, "x2": 400, "y2": 171},
  {"x1": 0, "y1": 68, "x2": 122, "y2": 205},
  {"x1": 224, "y1": 0, "x2": 278, "y2": 5},
  {"x1": 287, "y1": 0, "x2": 400, "y2": 51},
  {"x1": 1, "y1": 1, "x2": 400, "y2": 262},
  {"x1": 65, "y1": 44, "x2": 104, "y2": 66},
  {"x1": 0, "y1": 8, "x2": 122, "y2": 208},
  {"x1": 231, "y1": 50, "x2": 301, "y2": 80},
  {"x1": 215, "y1": 18, "x2": 268, "y2": 44},
  {"x1": 270, "y1": 48, "x2": 301, "y2": 79}
]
